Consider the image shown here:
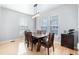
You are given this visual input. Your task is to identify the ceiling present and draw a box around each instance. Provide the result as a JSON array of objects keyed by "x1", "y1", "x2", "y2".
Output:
[{"x1": 1, "y1": 4, "x2": 62, "y2": 15}]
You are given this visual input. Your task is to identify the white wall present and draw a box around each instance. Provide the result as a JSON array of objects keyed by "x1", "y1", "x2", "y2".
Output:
[
  {"x1": 36, "y1": 4, "x2": 78, "y2": 42},
  {"x1": 78, "y1": 5, "x2": 79, "y2": 43},
  {"x1": 0, "y1": 7, "x2": 34, "y2": 41},
  {"x1": 78, "y1": 5, "x2": 79, "y2": 49}
]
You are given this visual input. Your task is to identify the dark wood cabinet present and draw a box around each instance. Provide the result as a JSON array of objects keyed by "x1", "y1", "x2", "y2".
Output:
[{"x1": 61, "y1": 34, "x2": 74, "y2": 49}]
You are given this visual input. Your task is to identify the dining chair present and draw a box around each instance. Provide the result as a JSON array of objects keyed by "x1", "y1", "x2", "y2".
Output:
[
  {"x1": 24, "y1": 31, "x2": 29, "y2": 47},
  {"x1": 37, "y1": 30, "x2": 42, "y2": 34},
  {"x1": 41, "y1": 33, "x2": 55, "y2": 55},
  {"x1": 25, "y1": 31, "x2": 38, "y2": 51},
  {"x1": 42, "y1": 30, "x2": 46, "y2": 34}
]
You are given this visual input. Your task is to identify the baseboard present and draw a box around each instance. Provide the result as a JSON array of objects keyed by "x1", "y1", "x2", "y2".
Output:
[
  {"x1": 0, "y1": 36, "x2": 20, "y2": 45},
  {"x1": 0, "y1": 39, "x2": 13, "y2": 45}
]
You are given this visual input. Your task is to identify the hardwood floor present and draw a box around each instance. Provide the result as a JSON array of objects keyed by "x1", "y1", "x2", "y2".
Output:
[{"x1": 0, "y1": 36, "x2": 78, "y2": 55}]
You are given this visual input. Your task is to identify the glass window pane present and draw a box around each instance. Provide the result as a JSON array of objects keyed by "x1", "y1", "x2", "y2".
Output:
[{"x1": 41, "y1": 16, "x2": 58, "y2": 35}]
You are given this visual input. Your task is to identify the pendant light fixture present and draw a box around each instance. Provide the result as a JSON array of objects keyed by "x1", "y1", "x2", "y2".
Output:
[{"x1": 32, "y1": 4, "x2": 40, "y2": 19}]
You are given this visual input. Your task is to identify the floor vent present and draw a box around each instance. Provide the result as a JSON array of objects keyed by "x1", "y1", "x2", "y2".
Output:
[
  {"x1": 70, "y1": 54, "x2": 73, "y2": 55},
  {"x1": 10, "y1": 40, "x2": 15, "y2": 42}
]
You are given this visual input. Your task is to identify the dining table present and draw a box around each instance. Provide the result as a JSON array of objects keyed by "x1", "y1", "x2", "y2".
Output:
[{"x1": 32, "y1": 32, "x2": 48, "y2": 52}]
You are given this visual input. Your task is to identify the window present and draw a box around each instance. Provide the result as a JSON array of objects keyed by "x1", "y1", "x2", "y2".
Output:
[
  {"x1": 41, "y1": 16, "x2": 58, "y2": 35},
  {"x1": 50, "y1": 16, "x2": 58, "y2": 35},
  {"x1": 41, "y1": 16, "x2": 49, "y2": 32}
]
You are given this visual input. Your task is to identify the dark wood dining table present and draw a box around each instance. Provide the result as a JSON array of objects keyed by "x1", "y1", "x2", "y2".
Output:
[{"x1": 32, "y1": 32, "x2": 48, "y2": 52}]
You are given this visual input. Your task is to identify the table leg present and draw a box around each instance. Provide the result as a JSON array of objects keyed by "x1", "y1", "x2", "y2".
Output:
[{"x1": 37, "y1": 39, "x2": 41, "y2": 52}]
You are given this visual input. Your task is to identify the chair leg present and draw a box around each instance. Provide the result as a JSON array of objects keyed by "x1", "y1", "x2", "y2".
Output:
[
  {"x1": 47, "y1": 48, "x2": 49, "y2": 55},
  {"x1": 53, "y1": 44, "x2": 54, "y2": 52},
  {"x1": 31, "y1": 43, "x2": 33, "y2": 51},
  {"x1": 27, "y1": 41, "x2": 29, "y2": 47}
]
